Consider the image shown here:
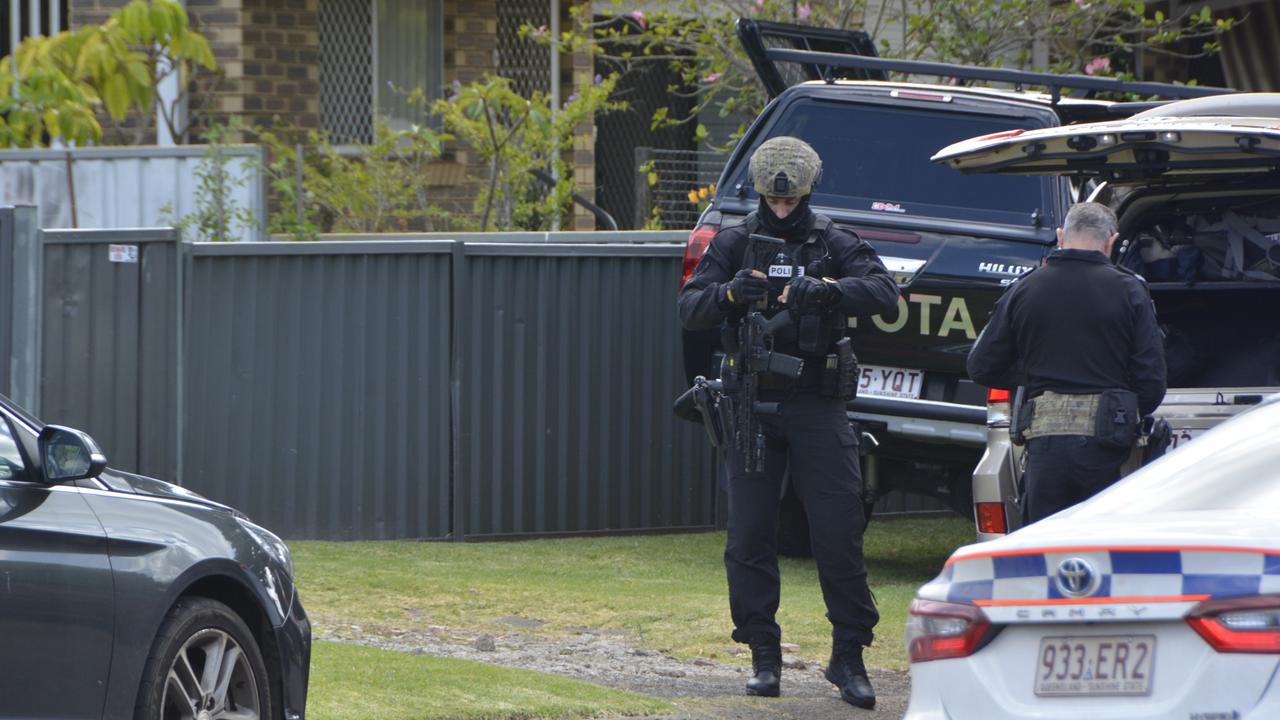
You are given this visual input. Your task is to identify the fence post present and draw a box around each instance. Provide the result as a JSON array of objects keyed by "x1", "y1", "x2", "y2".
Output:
[
  {"x1": 4, "y1": 206, "x2": 41, "y2": 412},
  {"x1": 450, "y1": 239, "x2": 468, "y2": 541},
  {"x1": 633, "y1": 146, "x2": 652, "y2": 231}
]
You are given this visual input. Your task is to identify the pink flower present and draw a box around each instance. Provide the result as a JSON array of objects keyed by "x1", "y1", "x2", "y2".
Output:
[
  {"x1": 702, "y1": 72, "x2": 722, "y2": 83},
  {"x1": 630, "y1": 10, "x2": 646, "y2": 29},
  {"x1": 1075, "y1": 0, "x2": 1090, "y2": 6},
  {"x1": 1084, "y1": 56, "x2": 1111, "y2": 76},
  {"x1": 798, "y1": 3, "x2": 811, "y2": 19}
]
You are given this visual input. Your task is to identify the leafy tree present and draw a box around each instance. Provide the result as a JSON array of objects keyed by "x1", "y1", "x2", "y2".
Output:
[
  {"x1": 0, "y1": 0, "x2": 217, "y2": 147},
  {"x1": 257, "y1": 115, "x2": 445, "y2": 237},
  {"x1": 576, "y1": 0, "x2": 1237, "y2": 148},
  {"x1": 160, "y1": 119, "x2": 258, "y2": 242},
  {"x1": 889, "y1": 0, "x2": 1234, "y2": 74},
  {"x1": 432, "y1": 73, "x2": 622, "y2": 232}
]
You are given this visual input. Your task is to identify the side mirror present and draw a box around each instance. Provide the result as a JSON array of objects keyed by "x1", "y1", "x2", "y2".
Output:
[{"x1": 38, "y1": 425, "x2": 108, "y2": 483}]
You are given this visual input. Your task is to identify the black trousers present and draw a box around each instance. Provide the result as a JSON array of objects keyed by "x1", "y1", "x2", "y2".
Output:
[
  {"x1": 724, "y1": 391, "x2": 878, "y2": 647},
  {"x1": 1024, "y1": 435, "x2": 1131, "y2": 524}
]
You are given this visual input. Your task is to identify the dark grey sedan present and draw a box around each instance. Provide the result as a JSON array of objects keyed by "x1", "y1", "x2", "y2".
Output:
[{"x1": 0, "y1": 394, "x2": 310, "y2": 719}]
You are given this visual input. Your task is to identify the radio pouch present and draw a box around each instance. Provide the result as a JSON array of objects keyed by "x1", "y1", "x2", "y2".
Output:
[
  {"x1": 1095, "y1": 389, "x2": 1140, "y2": 449},
  {"x1": 819, "y1": 337, "x2": 859, "y2": 400}
]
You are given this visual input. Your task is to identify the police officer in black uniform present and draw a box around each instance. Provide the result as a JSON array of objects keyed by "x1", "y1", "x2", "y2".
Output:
[
  {"x1": 678, "y1": 137, "x2": 900, "y2": 709},
  {"x1": 967, "y1": 202, "x2": 1167, "y2": 523}
]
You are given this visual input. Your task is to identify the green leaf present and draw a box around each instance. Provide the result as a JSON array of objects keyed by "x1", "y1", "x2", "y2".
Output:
[{"x1": 102, "y1": 72, "x2": 131, "y2": 118}]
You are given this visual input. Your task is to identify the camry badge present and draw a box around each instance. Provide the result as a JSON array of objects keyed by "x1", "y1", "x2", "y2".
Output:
[{"x1": 1055, "y1": 557, "x2": 1099, "y2": 598}]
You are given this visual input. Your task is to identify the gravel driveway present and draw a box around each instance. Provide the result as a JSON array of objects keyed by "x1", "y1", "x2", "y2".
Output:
[{"x1": 319, "y1": 617, "x2": 909, "y2": 719}]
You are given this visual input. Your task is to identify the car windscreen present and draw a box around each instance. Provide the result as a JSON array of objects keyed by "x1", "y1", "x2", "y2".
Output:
[
  {"x1": 730, "y1": 98, "x2": 1052, "y2": 227},
  {"x1": 1068, "y1": 401, "x2": 1280, "y2": 516}
]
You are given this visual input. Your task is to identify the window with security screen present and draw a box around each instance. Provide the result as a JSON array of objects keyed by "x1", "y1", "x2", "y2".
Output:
[
  {"x1": 2, "y1": 0, "x2": 68, "y2": 57},
  {"x1": 319, "y1": 0, "x2": 443, "y2": 144}
]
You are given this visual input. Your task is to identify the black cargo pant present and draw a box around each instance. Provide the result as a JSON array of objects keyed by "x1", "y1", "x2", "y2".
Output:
[
  {"x1": 724, "y1": 390, "x2": 878, "y2": 648},
  {"x1": 1023, "y1": 435, "x2": 1131, "y2": 524}
]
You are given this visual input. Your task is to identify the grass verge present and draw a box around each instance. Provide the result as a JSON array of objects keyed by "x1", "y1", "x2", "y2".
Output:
[
  {"x1": 293, "y1": 515, "x2": 973, "y2": 673},
  {"x1": 309, "y1": 640, "x2": 671, "y2": 720}
]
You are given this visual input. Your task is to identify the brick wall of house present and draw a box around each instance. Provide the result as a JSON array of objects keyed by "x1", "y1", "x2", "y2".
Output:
[
  {"x1": 432, "y1": 0, "x2": 498, "y2": 222},
  {"x1": 71, "y1": 0, "x2": 319, "y2": 141},
  {"x1": 70, "y1": 0, "x2": 598, "y2": 231},
  {"x1": 240, "y1": 0, "x2": 321, "y2": 132}
]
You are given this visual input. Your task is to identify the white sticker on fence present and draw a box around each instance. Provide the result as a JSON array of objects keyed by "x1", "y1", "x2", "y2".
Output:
[{"x1": 109, "y1": 244, "x2": 139, "y2": 263}]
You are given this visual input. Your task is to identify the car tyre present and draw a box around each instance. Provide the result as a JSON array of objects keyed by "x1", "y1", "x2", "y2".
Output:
[{"x1": 134, "y1": 597, "x2": 271, "y2": 720}]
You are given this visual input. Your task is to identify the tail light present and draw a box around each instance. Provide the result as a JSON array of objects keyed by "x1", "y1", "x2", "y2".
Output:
[
  {"x1": 974, "y1": 502, "x2": 1007, "y2": 535},
  {"x1": 681, "y1": 224, "x2": 719, "y2": 289},
  {"x1": 986, "y1": 387, "x2": 1011, "y2": 427},
  {"x1": 1188, "y1": 597, "x2": 1280, "y2": 653},
  {"x1": 905, "y1": 598, "x2": 995, "y2": 663}
]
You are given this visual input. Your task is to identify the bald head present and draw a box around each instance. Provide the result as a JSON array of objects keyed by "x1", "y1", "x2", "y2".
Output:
[{"x1": 1058, "y1": 202, "x2": 1119, "y2": 252}]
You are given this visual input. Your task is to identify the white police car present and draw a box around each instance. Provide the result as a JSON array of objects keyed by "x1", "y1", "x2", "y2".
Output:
[{"x1": 905, "y1": 394, "x2": 1280, "y2": 719}]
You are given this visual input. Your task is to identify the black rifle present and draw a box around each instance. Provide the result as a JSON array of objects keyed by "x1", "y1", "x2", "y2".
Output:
[{"x1": 675, "y1": 233, "x2": 805, "y2": 472}]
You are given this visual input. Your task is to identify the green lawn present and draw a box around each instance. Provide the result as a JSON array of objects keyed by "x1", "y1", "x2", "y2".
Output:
[
  {"x1": 294, "y1": 515, "x2": 975, "y2": 679},
  {"x1": 309, "y1": 641, "x2": 670, "y2": 720}
]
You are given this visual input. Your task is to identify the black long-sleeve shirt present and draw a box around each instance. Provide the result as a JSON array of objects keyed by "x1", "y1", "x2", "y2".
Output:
[
  {"x1": 967, "y1": 248, "x2": 1167, "y2": 416},
  {"x1": 678, "y1": 216, "x2": 900, "y2": 341}
]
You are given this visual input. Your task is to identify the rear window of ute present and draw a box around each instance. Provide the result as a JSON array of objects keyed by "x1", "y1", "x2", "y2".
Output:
[{"x1": 731, "y1": 99, "x2": 1053, "y2": 227}]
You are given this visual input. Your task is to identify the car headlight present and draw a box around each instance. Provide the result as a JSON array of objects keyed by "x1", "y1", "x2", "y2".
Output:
[{"x1": 237, "y1": 516, "x2": 295, "y2": 580}]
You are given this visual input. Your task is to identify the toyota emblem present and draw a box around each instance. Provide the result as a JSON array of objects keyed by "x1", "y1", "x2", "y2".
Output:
[{"x1": 1055, "y1": 557, "x2": 1099, "y2": 598}]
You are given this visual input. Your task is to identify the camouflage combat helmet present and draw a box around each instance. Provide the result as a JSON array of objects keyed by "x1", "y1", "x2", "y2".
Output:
[{"x1": 749, "y1": 136, "x2": 822, "y2": 198}]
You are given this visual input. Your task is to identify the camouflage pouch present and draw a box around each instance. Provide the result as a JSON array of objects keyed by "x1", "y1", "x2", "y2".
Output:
[{"x1": 1026, "y1": 391, "x2": 1100, "y2": 439}]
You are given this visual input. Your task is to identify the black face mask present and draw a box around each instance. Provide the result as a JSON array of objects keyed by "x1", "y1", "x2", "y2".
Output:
[{"x1": 758, "y1": 195, "x2": 813, "y2": 239}]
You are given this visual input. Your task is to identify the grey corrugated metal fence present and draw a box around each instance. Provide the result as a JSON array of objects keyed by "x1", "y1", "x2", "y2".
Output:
[
  {"x1": 0, "y1": 207, "x2": 40, "y2": 408},
  {"x1": 39, "y1": 229, "x2": 182, "y2": 481},
  {"x1": 187, "y1": 240, "x2": 712, "y2": 540},
  {"x1": 0, "y1": 214, "x2": 712, "y2": 540},
  {"x1": 453, "y1": 243, "x2": 714, "y2": 537},
  {"x1": 184, "y1": 242, "x2": 456, "y2": 540}
]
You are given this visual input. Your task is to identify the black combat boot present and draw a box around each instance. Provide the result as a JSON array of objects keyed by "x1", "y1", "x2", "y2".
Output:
[
  {"x1": 825, "y1": 640, "x2": 875, "y2": 709},
  {"x1": 745, "y1": 636, "x2": 782, "y2": 697}
]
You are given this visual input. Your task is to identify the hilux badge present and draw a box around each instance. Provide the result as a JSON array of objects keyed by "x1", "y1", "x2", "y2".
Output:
[{"x1": 1055, "y1": 557, "x2": 1099, "y2": 598}]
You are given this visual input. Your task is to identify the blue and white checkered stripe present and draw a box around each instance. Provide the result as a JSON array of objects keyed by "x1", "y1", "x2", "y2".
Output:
[{"x1": 917, "y1": 549, "x2": 1280, "y2": 606}]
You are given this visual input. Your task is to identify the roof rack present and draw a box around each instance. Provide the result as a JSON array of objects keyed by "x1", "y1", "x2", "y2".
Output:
[
  {"x1": 737, "y1": 18, "x2": 1233, "y2": 103},
  {"x1": 737, "y1": 18, "x2": 884, "y2": 98}
]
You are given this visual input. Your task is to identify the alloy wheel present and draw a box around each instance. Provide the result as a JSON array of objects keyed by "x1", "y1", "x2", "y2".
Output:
[{"x1": 160, "y1": 628, "x2": 262, "y2": 720}]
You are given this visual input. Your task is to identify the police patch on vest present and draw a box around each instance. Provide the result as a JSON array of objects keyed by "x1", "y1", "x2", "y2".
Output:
[{"x1": 768, "y1": 265, "x2": 803, "y2": 278}]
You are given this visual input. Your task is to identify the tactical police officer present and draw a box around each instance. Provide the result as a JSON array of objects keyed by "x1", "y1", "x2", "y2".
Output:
[
  {"x1": 967, "y1": 202, "x2": 1167, "y2": 523},
  {"x1": 677, "y1": 137, "x2": 900, "y2": 708}
]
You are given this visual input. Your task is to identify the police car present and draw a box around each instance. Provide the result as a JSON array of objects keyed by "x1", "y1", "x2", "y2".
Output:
[
  {"x1": 905, "y1": 394, "x2": 1280, "y2": 719},
  {"x1": 935, "y1": 93, "x2": 1280, "y2": 539},
  {"x1": 681, "y1": 20, "x2": 1228, "y2": 547}
]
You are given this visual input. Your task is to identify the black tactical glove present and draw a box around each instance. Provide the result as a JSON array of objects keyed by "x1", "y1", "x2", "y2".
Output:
[
  {"x1": 720, "y1": 269, "x2": 769, "y2": 307},
  {"x1": 788, "y1": 275, "x2": 837, "y2": 310}
]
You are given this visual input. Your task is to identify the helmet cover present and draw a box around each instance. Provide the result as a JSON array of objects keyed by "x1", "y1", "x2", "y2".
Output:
[{"x1": 749, "y1": 136, "x2": 822, "y2": 198}]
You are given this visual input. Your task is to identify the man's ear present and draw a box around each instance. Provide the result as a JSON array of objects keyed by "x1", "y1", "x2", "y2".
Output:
[
  {"x1": 1055, "y1": 228, "x2": 1065, "y2": 248},
  {"x1": 1104, "y1": 232, "x2": 1119, "y2": 257}
]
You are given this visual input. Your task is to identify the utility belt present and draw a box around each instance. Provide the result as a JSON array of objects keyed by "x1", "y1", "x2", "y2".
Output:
[
  {"x1": 1013, "y1": 389, "x2": 1139, "y2": 449},
  {"x1": 756, "y1": 337, "x2": 859, "y2": 400}
]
